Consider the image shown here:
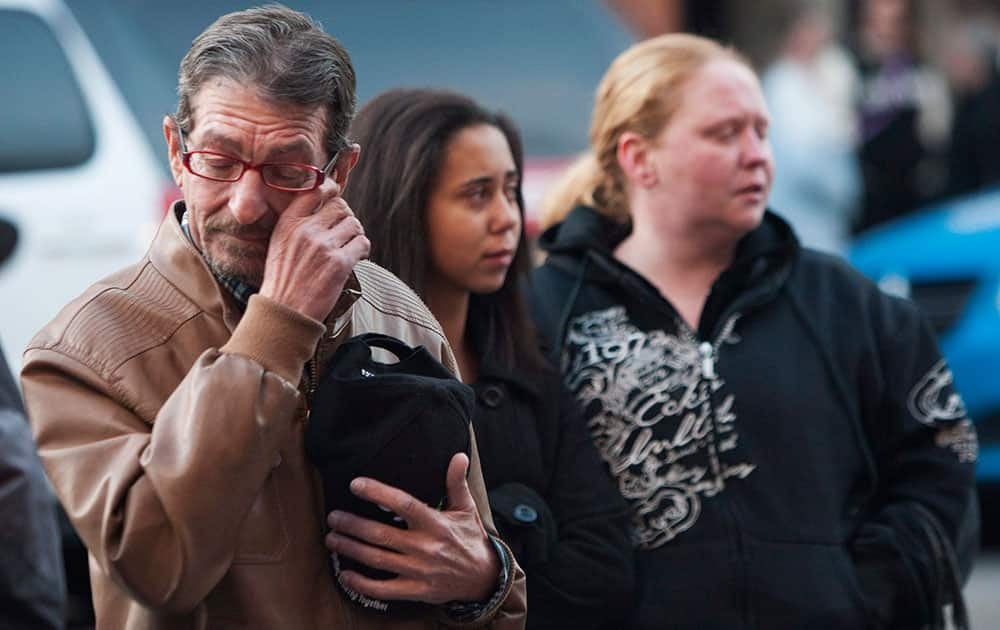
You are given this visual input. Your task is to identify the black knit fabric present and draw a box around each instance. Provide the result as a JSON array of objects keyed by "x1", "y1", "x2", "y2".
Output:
[{"x1": 304, "y1": 333, "x2": 474, "y2": 613}]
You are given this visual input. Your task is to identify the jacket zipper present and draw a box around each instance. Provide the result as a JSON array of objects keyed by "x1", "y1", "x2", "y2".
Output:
[
  {"x1": 685, "y1": 312, "x2": 740, "y2": 377},
  {"x1": 694, "y1": 313, "x2": 751, "y2": 626},
  {"x1": 303, "y1": 357, "x2": 319, "y2": 420},
  {"x1": 698, "y1": 341, "x2": 717, "y2": 380},
  {"x1": 612, "y1": 257, "x2": 756, "y2": 621}
]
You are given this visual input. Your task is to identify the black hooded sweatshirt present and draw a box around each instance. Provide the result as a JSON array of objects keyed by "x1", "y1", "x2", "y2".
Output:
[{"x1": 528, "y1": 206, "x2": 979, "y2": 630}]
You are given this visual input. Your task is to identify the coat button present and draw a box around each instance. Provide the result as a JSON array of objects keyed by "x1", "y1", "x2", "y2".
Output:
[
  {"x1": 512, "y1": 504, "x2": 538, "y2": 524},
  {"x1": 479, "y1": 385, "x2": 504, "y2": 408}
]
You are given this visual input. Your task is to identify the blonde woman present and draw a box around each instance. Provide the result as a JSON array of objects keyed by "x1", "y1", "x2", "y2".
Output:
[{"x1": 529, "y1": 33, "x2": 978, "y2": 629}]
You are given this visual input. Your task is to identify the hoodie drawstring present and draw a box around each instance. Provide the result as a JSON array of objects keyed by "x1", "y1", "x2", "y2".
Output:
[{"x1": 553, "y1": 255, "x2": 591, "y2": 361}]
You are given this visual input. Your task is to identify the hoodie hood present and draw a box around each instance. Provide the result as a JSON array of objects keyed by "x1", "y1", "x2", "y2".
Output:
[
  {"x1": 540, "y1": 204, "x2": 797, "y2": 256},
  {"x1": 536, "y1": 205, "x2": 801, "y2": 339},
  {"x1": 537, "y1": 205, "x2": 631, "y2": 258}
]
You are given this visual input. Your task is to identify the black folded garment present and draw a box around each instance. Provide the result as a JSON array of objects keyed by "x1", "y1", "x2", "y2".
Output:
[{"x1": 304, "y1": 333, "x2": 474, "y2": 614}]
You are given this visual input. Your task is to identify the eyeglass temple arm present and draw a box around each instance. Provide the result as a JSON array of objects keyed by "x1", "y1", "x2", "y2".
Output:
[
  {"x1": 321, "y1": 148, "x2": 340, "y2": 175},
  {"x1": 172, "y1": 116, "x2": 189, "y2": 154}
]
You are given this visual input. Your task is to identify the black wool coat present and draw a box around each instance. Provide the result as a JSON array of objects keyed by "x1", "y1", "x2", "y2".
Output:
[{"x1": 468, "y1": 327, "x2": 635, "y2": 630}]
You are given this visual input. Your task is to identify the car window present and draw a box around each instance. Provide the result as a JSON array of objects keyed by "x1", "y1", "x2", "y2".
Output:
[
  {"x1": 0, "y1": 9, "x2": 95, "y2": 173},
  {"x1": 65, "y1": 0, "x2": 633, "y2": 169}
]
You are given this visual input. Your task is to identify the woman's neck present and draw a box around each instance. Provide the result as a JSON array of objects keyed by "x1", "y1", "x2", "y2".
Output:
[
  {"x1": 423, "y1": 284, "x2": 478, "y2": 383},
  {"x1": 614, "y1": 215, "x2": 738, "y2": 331}
]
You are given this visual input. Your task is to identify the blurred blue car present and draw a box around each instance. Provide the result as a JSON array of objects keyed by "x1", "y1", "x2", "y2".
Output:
[{"x1": 850, "y1": 188, "x2": 1000, "y2": 485}]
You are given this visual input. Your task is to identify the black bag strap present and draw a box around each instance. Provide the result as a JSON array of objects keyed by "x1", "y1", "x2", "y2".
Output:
[{"x1": 911, "y1": 502, "x2": 971, "y2": 630}]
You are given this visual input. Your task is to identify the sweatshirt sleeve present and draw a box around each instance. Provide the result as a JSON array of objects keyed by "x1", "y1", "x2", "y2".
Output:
[
  {"x1": 21, "y1": 295, "x2": 324, "y2": 614},
  {"x1": 850, "y1": 292, "x2": 979, "y2": 628}
]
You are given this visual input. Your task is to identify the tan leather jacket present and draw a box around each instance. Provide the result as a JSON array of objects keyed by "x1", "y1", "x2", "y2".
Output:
[{"x1": 20, "y1": 208, "x2": 527, "y2": 629}]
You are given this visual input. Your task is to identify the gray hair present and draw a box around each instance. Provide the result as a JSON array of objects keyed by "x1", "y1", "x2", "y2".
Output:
[{"x1": 175, "y1": 3, "x2": 356, "y2": 158}]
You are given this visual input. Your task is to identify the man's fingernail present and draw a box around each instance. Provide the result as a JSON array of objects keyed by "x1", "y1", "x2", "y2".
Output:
[{"x1": 350, "y1": 478, "x2": 366, "y2": 493}]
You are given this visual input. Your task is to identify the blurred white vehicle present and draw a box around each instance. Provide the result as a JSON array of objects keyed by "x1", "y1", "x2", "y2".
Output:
[
  {"x1": 64, "y1": 0, "x2": 635, "y2": 237},
  {"x1": 1, "y1": 1, "x2": 635, "y2": 377},
  {"x1": 0, "y1": 0, "x2": 167, "y2": 372}
]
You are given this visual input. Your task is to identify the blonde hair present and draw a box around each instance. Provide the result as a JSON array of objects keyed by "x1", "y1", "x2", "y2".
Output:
[{"x1": 539, "y1": 33, "x2": 748, "y2": 229}]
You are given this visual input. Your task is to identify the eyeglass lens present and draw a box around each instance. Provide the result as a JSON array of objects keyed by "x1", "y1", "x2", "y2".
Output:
[{"x1": 187, "y1": 152, "x2": 319, "y2": 190}]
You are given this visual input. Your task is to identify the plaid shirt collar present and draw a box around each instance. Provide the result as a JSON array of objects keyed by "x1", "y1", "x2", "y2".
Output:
[{"x1": 180, "y1": 210, "x2": 257, "y2": 310}]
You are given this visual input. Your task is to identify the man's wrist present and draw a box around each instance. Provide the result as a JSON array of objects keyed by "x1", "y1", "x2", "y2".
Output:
[
  {"x1": 440, "y1": 536, "x2": 512, "y2": 624},
  {"x1": 221, "y1": 294, "x2": 324, "y2": 383}
]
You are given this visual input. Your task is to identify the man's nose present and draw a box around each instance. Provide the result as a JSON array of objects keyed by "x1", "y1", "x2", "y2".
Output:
[{"x1": 228, "y1": 170, "x2": 270, "y2": 224}]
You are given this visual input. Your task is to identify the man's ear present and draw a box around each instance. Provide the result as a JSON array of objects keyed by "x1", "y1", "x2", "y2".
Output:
[
  {"x1": 617, "y1": 131, "x2": 658, "y2": 189},
  {"x1": 163, "y1": 115, "x2": 184, "y2": 188},
  {"x1": 333, "y1": 143, "x2": 361, "y2": 192}
]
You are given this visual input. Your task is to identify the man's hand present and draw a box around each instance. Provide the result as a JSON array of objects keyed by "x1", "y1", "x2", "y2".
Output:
[
  {"x1": 258, "y1": 180, "x2": 370, "y2": 322},
  {"x1": 324, "y1": 453, "x2": 502, "y2": 605}
]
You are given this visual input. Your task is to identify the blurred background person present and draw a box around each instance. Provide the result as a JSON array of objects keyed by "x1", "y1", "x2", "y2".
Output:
[
  {"x1": 850, "y1": 0, "x2": 952, "y2": 232},
  {"x1": 607, "y1": 0, "x2": 820, "y2": 68},
  {"x1": 530, "y1": 32, "x2": 978, "y2": 629},
  {"x1": 345, "y1": 88, "x2": 635, "y2": 630},
  {"x1": 943, "y1": 14, "x2": 1000, "y2": 198},
  {"x1": 1, "y1": 337, "x2": 66, "y2": 630},
  {"x1": 763, "y1": 0, "x2": 861, "y2": 255}
]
